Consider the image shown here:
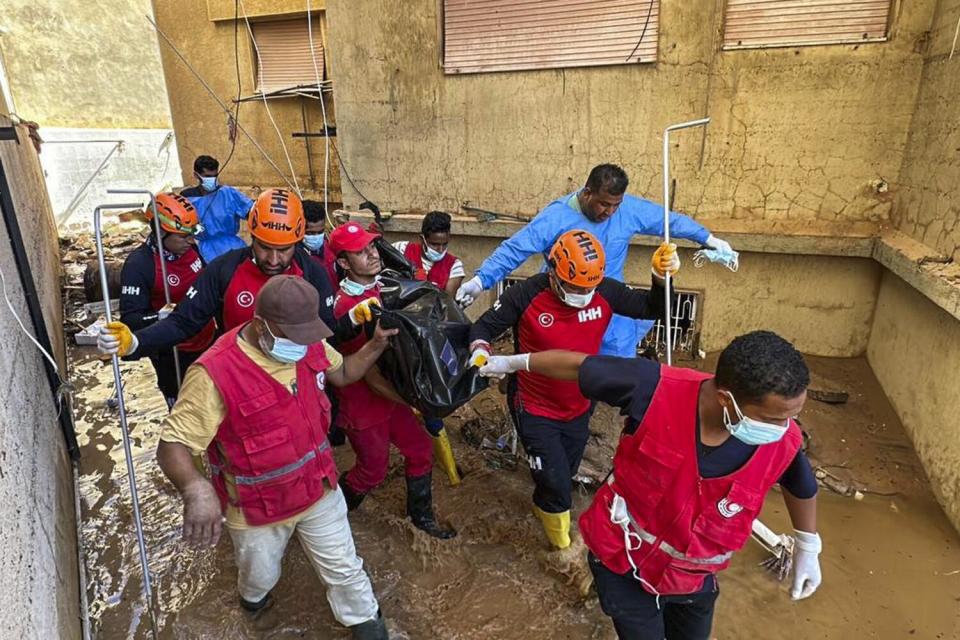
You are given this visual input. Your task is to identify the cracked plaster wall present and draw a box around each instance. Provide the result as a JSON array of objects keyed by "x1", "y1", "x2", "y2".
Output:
[
  {"x1": 326, "y1": 0, "x2": 935, "y2": 223},
  {"x1": 894, "y1": 0, "x2": 960, "y2": 262},
  {"x1": 0, "y1": 112, "x2": 79, "y2": 636}
]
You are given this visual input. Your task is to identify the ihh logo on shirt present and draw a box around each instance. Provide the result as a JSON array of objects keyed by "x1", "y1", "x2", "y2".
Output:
[{"x1": 578, "y1": 307, "x2": 603, "y2": 323}]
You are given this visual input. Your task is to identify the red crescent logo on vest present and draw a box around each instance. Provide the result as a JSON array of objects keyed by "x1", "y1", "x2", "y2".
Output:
[
  {"x1": 717, "y1": 498, "x2": 743, "y2": 519},
  {"x1": 538, "y1": 312, "x2": 554, "y2": 328},
  {"x1": 237, "y1": 291, "x2": 255, "y2": 308},
  {"x1": 167, "y1": 274, "x2": 181, "y2": 287}
]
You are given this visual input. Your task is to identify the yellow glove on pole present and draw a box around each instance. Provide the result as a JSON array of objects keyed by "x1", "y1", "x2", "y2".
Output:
[
  {"x1": 99, "y1": 321, "x2": 137, "y2": 356},
  {"x1": 651, "y1": 242, "x2": 680, "y2": 278},
  {"x1": 432, "y1": 428, "x2": 461, "y2": 486}
]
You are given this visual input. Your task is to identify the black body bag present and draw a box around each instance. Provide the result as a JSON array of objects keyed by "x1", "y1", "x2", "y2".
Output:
[{"x1": 372, "y1": 274, "x2": 488, "y2": 419}]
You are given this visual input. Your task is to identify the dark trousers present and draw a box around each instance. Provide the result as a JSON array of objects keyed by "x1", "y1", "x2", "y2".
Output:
[
  {"x1": 150, "y1": 348, "x2": 202, "y2": 409},
  {"x1": 512, "y1": 406, "x2": 591, "y2": 513},
  {"x1": 589, "y1": 553, "x2": 719, "y2": 640}
]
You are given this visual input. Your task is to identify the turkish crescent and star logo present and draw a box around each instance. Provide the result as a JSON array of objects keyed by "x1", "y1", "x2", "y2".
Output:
[
  {"x1": 167, "y1": 274, "x2": 181, "y2": 287},
  {"x1": 538, "y1": 312, "x2": 554, "y2": 328},
  {"x1": 237, "y1": 291, "x2": 255, "y2": 308}
]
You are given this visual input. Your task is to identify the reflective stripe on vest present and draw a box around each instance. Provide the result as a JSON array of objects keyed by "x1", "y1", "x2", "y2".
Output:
[
  {"x1": 212, "y1": 439, "x2": 330, "y2": 486},
  {"x1": 608, "y1": 475, "x2": 734, "y2": 567}
]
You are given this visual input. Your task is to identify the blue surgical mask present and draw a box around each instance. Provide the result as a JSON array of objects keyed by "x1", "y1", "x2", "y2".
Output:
[
  {"x1": 341, "y1": 277, "x2": 380, "y2": 297},
  {"x1": 258, "y1": 319, "x2": 308, "y2": 364},
  {"x1": 303, "y1": 233, "x2": 325, "y2": 252},
  {"x1": 200, "y1": 176, "x2": 218, "y2": 191},
  {"x1": 422, "y1": 238, "x2": 447, "y2": 262},
  {"x1": 721, "y1": 391, "x2": 789, "y2": 445}
]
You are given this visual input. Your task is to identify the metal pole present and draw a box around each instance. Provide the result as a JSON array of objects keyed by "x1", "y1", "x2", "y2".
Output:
[
  {"x1": 93, "y1": 202, "x2": 160, "y2": 640},
  {"x1": 107, "y1": 188, "x2": 181, "y2": 390},
  {"x1": 662, "y1": 117, "x2": 710, "y2": 366}
]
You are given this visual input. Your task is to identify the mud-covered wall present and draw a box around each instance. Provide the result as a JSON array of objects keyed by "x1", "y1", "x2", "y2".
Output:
[
  {"x1": 152, "y1": 0, "x2": 340, "y2": 198},
  {"x1": 326, "y1": 0, "x2": 935, "y2": 221},
  {"x1": 0, "y1": 113, "x2": 79, "y2": 636},
  {"x1": 893, "y1": 0, "x2": 960, "y2": 262},
  {"x1": 868, "y1": 271, "x2": 960, "y2": 531},
  {"x1": 0, "y1": 0, "x2": 170, "y2": 128}
]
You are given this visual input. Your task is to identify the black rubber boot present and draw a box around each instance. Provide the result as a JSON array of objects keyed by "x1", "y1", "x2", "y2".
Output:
[
  {"x1": 350, "y1": 609, "x2": 389, "y2": 639},
  {"x1": 339, "y1": 475, "x2": 366, "y2": 512},
  {"x1": 405, "y1": 472, "x2": 457, "y2": 539},
  {"x1": 239, "y1": 591, "x2": 274, "y2": 615}
]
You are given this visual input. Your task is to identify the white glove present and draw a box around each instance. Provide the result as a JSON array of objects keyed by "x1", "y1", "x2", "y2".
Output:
[
  {"x1": 158, "y1": 303, "x2": 176, "y2": 320},
  {"x1": 706, "y1": 234, "x2": 732, "y2": 255},
  {"x1": 790, "y1": 529, "x2": 822, "y2": 600},
  {"x1": 455, "y1": 275, "x2": 484, "y2": 308},
  {"x1": 478, "y1": 353, "x2": 530, "y2": 379},
  {"x1": 694, "y1": 234, "x2": 739, "y2": 272},
  {"x1": 97, "y1": 322, "x2": 139, "y2": 356},
  {"x1": 469, "y1": 340, "x2": 491, "y2": 368}
]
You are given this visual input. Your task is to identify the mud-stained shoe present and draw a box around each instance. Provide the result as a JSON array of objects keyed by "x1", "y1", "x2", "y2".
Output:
[
  {"x1": 339, "y1": 475, "x2": 366, "y2": 512},
  {"x1": 350, "y1": 609, "x2": 390, "y2": 639},
  {"x1": 532, "y1": 505, "x2": 571, "y2": 549},
  {"x1": 406, "y1": 472, "x2": 457, "y2": 539},
  {"x1": 539, "y1": 535, "x2": 594, "y2": 598}
]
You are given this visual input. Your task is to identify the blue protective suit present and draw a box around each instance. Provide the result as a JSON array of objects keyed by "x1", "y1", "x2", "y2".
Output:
[
  {"x1": 187, "y1": 186, "x2": 254, "y2": 263},
  {"x1": 474, "y1": 191, "x2": 710, "y2": 357}
]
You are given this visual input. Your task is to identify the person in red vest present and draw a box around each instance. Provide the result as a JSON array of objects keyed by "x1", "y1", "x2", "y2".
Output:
[
  {"x1": 468, "y1": 229, "x2": 677, "y2": 553},
  {"x1": 119, "y1": 192, "x2": 215, "y2": 409},
  {"x1": 303, "y1": 199, "x2": 340, "y2": 287},
  {"x1": 97, "y1": 189, "x2": 379, "y2": 360},
  {"x1": 391, "y1": 210, "x2": 464, "y2": 297},
  {"x1": 480, "y1": 331, "x2": 822, "y2": 639},
  {"x1": 330, "y1": 222, "x2": 456, "y2": 540},
  {"x1": 156, "y1": 275, "x2": 394, "y2": 638}
]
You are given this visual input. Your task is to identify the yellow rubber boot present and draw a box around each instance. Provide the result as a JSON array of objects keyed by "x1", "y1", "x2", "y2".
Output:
[
  {"x1": 533, "y1": 505, "x2": 571, "y2": 549},
  {"x1": 432, "y1": 428, "x2": 461, "y2": 486}
]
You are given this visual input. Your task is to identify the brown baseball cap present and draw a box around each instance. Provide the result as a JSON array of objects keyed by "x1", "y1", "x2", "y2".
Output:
[{"x1": 255, "y1": 275, "x2": 333, "y2": 345}]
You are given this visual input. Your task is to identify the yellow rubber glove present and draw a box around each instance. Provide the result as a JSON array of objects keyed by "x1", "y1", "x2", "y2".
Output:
[
  {"x1": 349, "y1": 298, "x2": 381, "y2": 326},
  {"x1": 97, "y1": 321, "x2": 138, "y2": 356},
  {"x1": 652, "y1": 242, "x2": 680, "y2": 278}
]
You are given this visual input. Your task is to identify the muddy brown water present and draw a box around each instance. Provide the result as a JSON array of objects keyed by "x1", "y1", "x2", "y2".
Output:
[{"x1": 72, "y1": 345, "x2": 960, "y2": 639}]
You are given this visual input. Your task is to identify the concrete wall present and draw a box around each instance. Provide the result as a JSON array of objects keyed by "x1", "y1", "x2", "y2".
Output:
[
  {"x1": 0, "y1": 0, "x2": 170, "y2": 129},
  {"x1": 0, "y1": 114, "x2": 80, "y2": 637},
  {"x1": 868, "y1": 270, "x2": 960, "y2": 531},
  {"x1": 152, "y1": 0, "x2": 340, "y2": 199},
  {"x1": 326, "y1": 0, "x2": 935, "y2": 218},
  {"x1": 893, "y1": 0, "x2": 960, "y2": 262}
]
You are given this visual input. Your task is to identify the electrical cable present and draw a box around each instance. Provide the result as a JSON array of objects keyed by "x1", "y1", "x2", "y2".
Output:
[
  {"x1": 239, "y1": 0, "x2": 302, "y2": 197},
  {"x1": 330, "y1": 137, "x2": 372, "y2": 205},
  {"x1": 625, "y1": 0, "x2": 656, "y2": 62},
  {"x1": 219, "y1": 0, "x2": 243, "y2": 173},
  {"x1": 306, "y1": 0, "x2": 334, "y2": 228}
]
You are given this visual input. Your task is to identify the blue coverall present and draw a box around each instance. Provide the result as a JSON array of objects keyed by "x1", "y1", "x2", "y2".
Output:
[
  {"x1": 187, "y1": 186, "x2": 254, "y2": 263},
  {"x1": 474, "y1": 191, "x2": 710, "y2": 357}
]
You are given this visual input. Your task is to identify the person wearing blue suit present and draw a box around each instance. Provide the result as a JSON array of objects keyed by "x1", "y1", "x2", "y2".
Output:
[
  {"x1": 455, "y1": 164, "x2": 734, "y2": 357},
  {"x1": 181, "y1": 155, "x2": 255, "y2": 263}
]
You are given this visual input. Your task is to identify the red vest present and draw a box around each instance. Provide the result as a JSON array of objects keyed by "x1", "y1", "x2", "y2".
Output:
[
  {"x1": 149, "y1": 247, "x2": 215, "y2": 352},
  {"x1": 332, "y1": 285, "x2": 404, "y2": 429},
  {"x1": 197, "y1": 326, "x2": 338, "y2": 526},
  {"x1": 222, "y1": 258, "x2": 304, "y2": 330},
  {"x1": 309, "y1": 244, "x2": 340, "y2": 289},
  {"x1": 516, "y1": 289, "x2": 612, "y2": 420},
  {"x1": 579, "y1": 366, "x2": 802, "y2": 595},
  {"x1": 403, "y1": 242, "x2": 456, "y2": 290}
]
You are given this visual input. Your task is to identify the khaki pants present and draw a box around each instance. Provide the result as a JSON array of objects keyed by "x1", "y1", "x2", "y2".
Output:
[{"x1": 226, "y1": 486, "x2": 379, "y2": 627}]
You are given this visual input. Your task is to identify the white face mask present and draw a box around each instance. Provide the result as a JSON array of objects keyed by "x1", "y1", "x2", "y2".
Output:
[
  {"x1": 554, "y1": 278, "x2": 596, "y2": 308},
  {"x1": 721, "y1": 390, "x2": 790, "y2": 445},
  {"x1": 340, "y1": 276, "x2": 380, "y2": 297}
]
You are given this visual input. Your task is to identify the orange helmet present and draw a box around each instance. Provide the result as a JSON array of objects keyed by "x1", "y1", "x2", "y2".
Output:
[
  {"x1": 248, "y1": 188, "x2": 305, "y2": 246},
  {"x1": 149, "y1": 192, "x2": 200, "y2": 235},
  {"x1": 548, "y1": 229, "x2": 605, "y2": 287}
]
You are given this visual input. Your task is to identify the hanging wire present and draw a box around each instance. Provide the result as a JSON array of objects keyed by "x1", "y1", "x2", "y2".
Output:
[
  {"x1": 239, "y1": 0, "x2": 302, "y2": 197},
  {"x1": 219, "y1": 0, "x2": 243, "y2": 173},
  {"x1": 625, "y1": 0, "x2": 656, "y2": 62},
  {"x1": 306, "y1": 0, "x2": 334, "y2": 228},
  {"x1": 145, "y1": 14, "x2": 298, "y2": 193}
]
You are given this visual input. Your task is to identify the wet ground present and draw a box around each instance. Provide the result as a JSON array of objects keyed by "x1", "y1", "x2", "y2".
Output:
[{"x1": 70, "y1": 338, "x2": 960, "y2": 640}]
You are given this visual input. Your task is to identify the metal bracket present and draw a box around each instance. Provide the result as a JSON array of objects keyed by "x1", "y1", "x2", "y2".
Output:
[{"x1": 0, "y1": 126, "x2": 20, "y2": 143}]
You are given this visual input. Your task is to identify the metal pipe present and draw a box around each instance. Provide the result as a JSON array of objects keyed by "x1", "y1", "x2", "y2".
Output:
[
  {"x1": 93, "y1": 202, "x2": 159, "y2": 640},
  {"x1": 74, "y1": 462, "x2": 92, "y2": 640},
  {"x1": 661, "y1": 117, "x2": 710, "y2": 365},
  {"x1": 107, "y1": 188, "x2": 181, "y2": 390}
]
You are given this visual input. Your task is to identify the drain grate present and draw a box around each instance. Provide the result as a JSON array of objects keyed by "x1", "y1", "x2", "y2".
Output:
[{"x1": 638, "y1": 287, "x2": 701, "y2": 358}]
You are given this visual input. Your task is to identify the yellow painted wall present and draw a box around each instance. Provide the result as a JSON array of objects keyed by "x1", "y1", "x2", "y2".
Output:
[
  {"x1": 152, "y1": 0, "x2": 339, "y2": 198},
  {"x1": 325, "y1": 0, "x2": 936, "y2": 220},
  {"x1": 868, "y1": 270, "x2": 960, "y2": 531},
  {"x1": 894, "y1": 0, "x2": 960, "y2": 263},
  {"x1": 0, "y1": 0, "x2": 171, "y2": 128}
]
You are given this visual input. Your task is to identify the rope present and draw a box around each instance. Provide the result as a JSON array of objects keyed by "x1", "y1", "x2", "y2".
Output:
[{"x1": 306, "y1": 1, "x2": 335, "y2": 228}]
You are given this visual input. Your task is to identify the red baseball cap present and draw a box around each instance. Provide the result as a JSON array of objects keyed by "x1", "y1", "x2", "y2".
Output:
[{"x1": 329, "y1": 222, "x2": 380, "y2": 254}]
